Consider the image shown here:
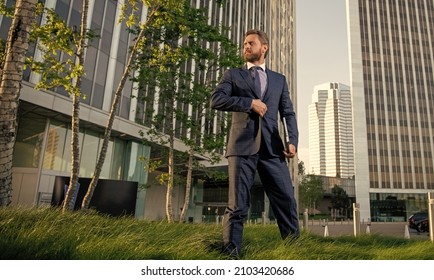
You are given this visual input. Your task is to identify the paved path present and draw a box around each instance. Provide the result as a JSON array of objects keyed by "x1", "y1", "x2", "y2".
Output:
[{"x1": 302, "y1": 220, "x2": 430, "y2": 240}]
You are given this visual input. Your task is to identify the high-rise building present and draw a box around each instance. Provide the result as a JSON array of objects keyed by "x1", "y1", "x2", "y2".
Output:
[
  {"x1": 2, "y1": 0, "x2": 297, "y2": 221},
  {"x1": 347, "y1": 0, "x2": 434, "y2": 220},
  {"x1": 308, "y1": 82, "x2": 354, "y2": 179}
]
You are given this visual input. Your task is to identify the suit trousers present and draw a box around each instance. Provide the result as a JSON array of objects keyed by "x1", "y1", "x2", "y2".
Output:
[{"x1": 222, "y1": 153, "x2": 300, "y2": 253}]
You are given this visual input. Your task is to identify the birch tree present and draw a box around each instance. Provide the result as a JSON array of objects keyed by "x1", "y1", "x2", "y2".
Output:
[
  {"x1": 63, "y1": 0, "x2": 87, "y2": 212},
  {"x1": 27, "y1": 1, "x2": 88, "y2": 212},
  {"x1": 0, "y1": 0, "x2": 38, "y2": 206},
  {"x1": 136, "y1": 0, "x2": 242, "y2": 222}
]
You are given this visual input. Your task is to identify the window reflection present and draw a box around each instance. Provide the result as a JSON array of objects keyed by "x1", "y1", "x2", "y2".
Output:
[
  {"x1": 43, "y1": 121, "x2": 67, "y2": 170},
  {"x1": 13, "y1": 113, "x2": 46, "y2": 168}
]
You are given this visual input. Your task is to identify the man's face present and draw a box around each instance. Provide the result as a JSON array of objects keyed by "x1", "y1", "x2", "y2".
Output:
[{"x1": 243, "y1": 34, "x2": 268, "y2": 63}]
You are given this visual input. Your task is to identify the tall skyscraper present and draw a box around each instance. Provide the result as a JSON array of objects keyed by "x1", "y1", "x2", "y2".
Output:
[
  {"x1": 347, "y1": 0, "x2": 434, "y2": 220},
  {"x1": 308, "y1": 82, "x2": 354, "y2": 179},
  {"x1": 2, "y1": 0, "x2": 297, "y2": 221}
]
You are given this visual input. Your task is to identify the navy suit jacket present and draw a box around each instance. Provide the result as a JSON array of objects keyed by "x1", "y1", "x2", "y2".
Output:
[{"x1": 211, "y1": 66, "x2": 298, "y2": 158}]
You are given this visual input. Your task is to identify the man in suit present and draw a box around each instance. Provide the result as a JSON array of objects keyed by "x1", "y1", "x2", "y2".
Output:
[{"x1": 211, "y1": 29, "x2": 300, "y2": 258}]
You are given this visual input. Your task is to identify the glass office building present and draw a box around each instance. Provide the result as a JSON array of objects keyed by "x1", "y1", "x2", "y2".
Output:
[
  {"x1": 347, "y1": 0, "x2": 434, "y2": 221},
  {"x1": 2, "y1": 0, "x2": 297, "y2": 221}
]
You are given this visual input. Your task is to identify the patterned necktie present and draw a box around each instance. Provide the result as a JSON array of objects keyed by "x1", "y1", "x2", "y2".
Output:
[{"x1": 252, "y1": 66, "x2": 267, "y2": 99}]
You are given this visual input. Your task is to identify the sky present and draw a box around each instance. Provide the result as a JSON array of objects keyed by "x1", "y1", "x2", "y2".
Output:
[{"x1": 295, "y1": 0, "x2": 350, "y2": 172}]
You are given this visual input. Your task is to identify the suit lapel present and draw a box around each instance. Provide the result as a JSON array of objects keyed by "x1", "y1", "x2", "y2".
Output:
[{"x1": 240, "y1": 66, "x2": 261, "y2": 99}]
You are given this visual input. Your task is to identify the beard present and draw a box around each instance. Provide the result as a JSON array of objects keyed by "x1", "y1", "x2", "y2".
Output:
[{"x1": 243, "y1": 50, "x2": 262, "y2": 63}]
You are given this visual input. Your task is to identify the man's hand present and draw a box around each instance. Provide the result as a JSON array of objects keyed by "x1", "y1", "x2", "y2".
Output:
[
  {"x1": 283, "y1": 144, "x2": 296, "y2": 159},
  {"x1": 251, "y1": 99, "x2": 267, "y2": 117}
]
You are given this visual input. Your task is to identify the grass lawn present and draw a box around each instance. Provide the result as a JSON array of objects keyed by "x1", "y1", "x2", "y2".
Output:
[{"x1": 1, "y1": 207, "x2": 433, "y2": 260}]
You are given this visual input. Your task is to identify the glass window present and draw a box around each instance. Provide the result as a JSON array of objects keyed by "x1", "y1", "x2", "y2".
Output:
[
  {"x1": 42, "y1": 121, "x2": 68, "y2": 171},
  {"x1": 83, "y1": 46, "x2": 98, "y2": 81},
  {"x1": 120, "y1": 95, "x2": 130, "y2": 119},
  {"x1": 110, "y1": 139, "x2": 126, "y2": 179},
  {"x1": 127, "y1": 142, "x2": 151, "y2": 185},
  {"x1": 13, "y1": 113, "x2": 46, "y2": 168},
  {"x1": 95, "y1": 52, "x2": 109, "y2": 89},
  {"x1": 90, "y1": 1, "x2": 105, "y2": 33},
  {"x1": 79, "y1": 131, "x2": 99, "y2": 177},
  {"x1": 55, "y1": 0, "x2": 71, "y2": 21},
  {"x1": 81, "y1": 77, "x2": 93, "y2": 105},
  {"x1": 99, "y1": 139, "x2": 113, "y2": 179},
  {"x1": 113, "y1": 61, "x2": 125, "y2": 94},
  {"x1": 91, "y1": 83, "x2": 105, "y2": 109},
  {"x1": 0, "y1": 0, "x2": 12, "y2": 39},
  {"x1": 100, "y1": 29, "x2": 113, "y2": 55},
  {"x1": 69, "y1": 0, "x2": 82, "y2": 28},
  {"x1": 61, "y1": 128, "x2": 84, "y2": 173},
  {"x1": 100, "y1": 1, "x2": 116, "y2": 55},
  {"x1": 117, "y1": 21, "x2": 129, "y2": 61}
]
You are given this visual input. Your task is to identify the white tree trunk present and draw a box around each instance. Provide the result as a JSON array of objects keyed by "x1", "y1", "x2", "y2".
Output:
[
  {"x1": 179, "y1": 148, "x2": 193, "y2": 223},
  {"x1": 166, "y1": 108, "x2": 175, "y2": 223},
  {"x1": 0, "y1": 0, "x2": 38, "y2": 206},
  {"x1": 62, "y1": 0, "x2": 88, "y2": 212}
]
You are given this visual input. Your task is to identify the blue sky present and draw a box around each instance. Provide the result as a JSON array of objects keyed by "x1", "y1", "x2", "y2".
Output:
[{"x1": 296, "y1": 0, "x2": 350, "y2": 172}]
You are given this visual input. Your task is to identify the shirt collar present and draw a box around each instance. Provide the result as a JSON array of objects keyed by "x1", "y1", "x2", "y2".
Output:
[{"x1": 247, "y1": 62, "x2": 266, "y2": 71}]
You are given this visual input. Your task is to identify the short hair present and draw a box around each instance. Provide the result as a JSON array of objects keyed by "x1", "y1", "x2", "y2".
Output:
[{"x1": 245, "y1": 29, "x2": 269, "y2": 57}]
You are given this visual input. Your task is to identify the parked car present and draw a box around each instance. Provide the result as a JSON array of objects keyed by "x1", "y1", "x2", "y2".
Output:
[
  {"x1": 416, "y1": 218, "x2": 429, "y2": 233},
  {"x1": 408, "y1": 211, "x2": 428, "y2": 231}
]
